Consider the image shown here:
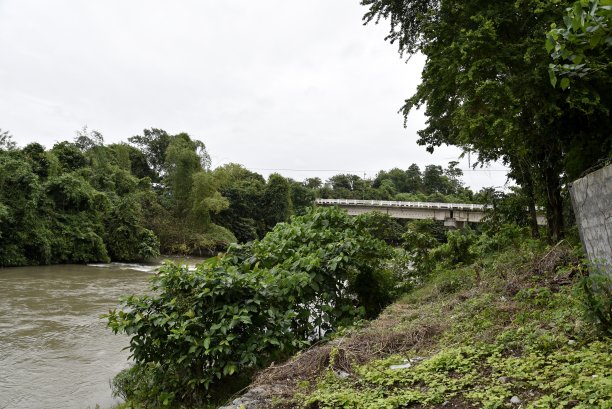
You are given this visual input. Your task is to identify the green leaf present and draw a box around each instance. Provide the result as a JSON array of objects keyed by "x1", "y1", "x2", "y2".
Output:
[
  {"x1": 549, "y1": 67, "x2": 558, "y2": 87},
  {"x1": 560, "y1": 77, "x2": 571, "y2": 90}
]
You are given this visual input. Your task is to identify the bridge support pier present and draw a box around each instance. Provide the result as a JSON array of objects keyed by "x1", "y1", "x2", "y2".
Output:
[{"x1": 444, "y1": 218, "x2": 465, "y2": 229}]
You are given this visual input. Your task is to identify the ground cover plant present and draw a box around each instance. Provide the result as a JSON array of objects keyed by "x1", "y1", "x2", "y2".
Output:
[{"x1": 247, "y1": 233, "x2": 612, "y2": 408}]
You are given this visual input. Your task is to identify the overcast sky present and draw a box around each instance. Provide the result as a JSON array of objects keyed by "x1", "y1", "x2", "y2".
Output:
[{"x1": 0, "y1": 0, "x2": 509, "y2": 190}]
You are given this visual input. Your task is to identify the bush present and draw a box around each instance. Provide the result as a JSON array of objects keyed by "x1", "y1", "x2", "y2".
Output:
[
  {"x1": 253, "y1": 208, "x2": 395, "y2": 323},
  {"x1": 432, "y1": 228, "x2": 478, "y2": 266},
  {"x1": 401, "y1": 219, "x2": 441, "y2": 276},
  {"x1": 107, "y1": 207, "x2": 395, "y2": 407},
  {"x1": 473, "y1": 224, "x2": 529, "y2": 255}
]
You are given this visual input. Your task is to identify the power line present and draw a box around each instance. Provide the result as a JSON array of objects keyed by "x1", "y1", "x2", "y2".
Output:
[{"x1": 245, "y1": 167, "x2": 510, "y2": 173}]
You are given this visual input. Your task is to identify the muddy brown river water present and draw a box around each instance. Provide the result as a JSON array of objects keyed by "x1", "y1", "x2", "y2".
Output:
[{"x1": 0, "y1": 259, "x2": 204, "y2": 409}]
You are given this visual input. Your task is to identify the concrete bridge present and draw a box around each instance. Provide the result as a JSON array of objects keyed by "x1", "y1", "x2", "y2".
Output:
[{"x1": 315, "y1": 198, "x2": 547, "y2": 227}]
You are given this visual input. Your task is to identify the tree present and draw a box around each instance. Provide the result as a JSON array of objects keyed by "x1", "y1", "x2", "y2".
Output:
[
  {"x1": 74, "y1": 126, "x2": 104, "y2": 151},
  {"x1": 164, "y1": 137, "x2": 202, "y2": 218},
  {"x1": 304, "y1": 177, "x2": 323, "y2": 189},
  {"x1": 289, "y1": 179, "x2": 316, "y2": 216},
  {"x1": 128, "y1": 128, "x2": 172, "y2": 180},
  {"x1": 374, "y1": 168, "x2": 410, "y2": 193},
  {"x1": 22, "y1": 143, "x2": 51, "y2": 179},
  {"x1": 405, "y1": 164, "x2": 423, "y2": 193},
  {"x1": 189, "y1": 171, "x2": 229, "y2": 230},
  {"x1": 362, "y1": 0, "x2": 612, "y2": 241},
  {"x1": 104, "y1": 194, "x2": 160, "y2": 261},
  {"x1": 0, "y1": 151, "x2": 52, "y2": 266},
  {"x1": 262, "y1": 173, "x2": 291, "y2": 231},
  {"x1": 423, "y1": 165, "x2": 451, "y2": 195},
  {"x1": 51, "y1": 141, "x2": 88, "y2": 172},
  {"x1": 212, "y1": 164, "x2": 267, "y2": 242},
  {"x1": 0, "y1": 129, "x2": 16, "y2": 150}
]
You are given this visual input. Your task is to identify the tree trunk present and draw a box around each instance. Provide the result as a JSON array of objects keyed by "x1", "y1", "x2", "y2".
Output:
[{"x1": 542, "y1": 166, "x2": 564, "y2": 242}]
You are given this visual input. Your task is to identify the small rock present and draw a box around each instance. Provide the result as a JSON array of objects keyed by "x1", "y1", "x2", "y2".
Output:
[
  {"x1": 568, "y1": 339, "x2": 577, "y2": 345},
  {"x1": 409, "y1": 356, "x2": 426, "y2": 363},
  {"x1": 442, "y1": 400, "x2": 450, "y2": 406},
  {"x1": 335, "y1": 370, "x2": 350, "y2": 378},
  {"x1": 510, "y1": 396, "x2": 521, "y2": 405},
  {"x1": 389, "y1": 362, "x2": 412, "y2": 370},
  {"x1": 497, "y1": 376, "x2": 509, "y2": 383}
]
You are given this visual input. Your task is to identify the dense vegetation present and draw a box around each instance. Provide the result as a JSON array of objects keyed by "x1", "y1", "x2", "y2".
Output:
[
  {"x1": 106, "y1": 208, "x2": 400, "y2": 407},
  {"x1": 0, "y1": 126, "x2": 493, "y2": 267},
  {"x1": 362, "y1": 0, "x2": 612, "y2": 241},
  {"x1": 106, "y1": 205, "x2": 612, "y2": 408},
  {"x1": 2, "y1": 1, "x2": 610, "y2": 407},
  {"x1": 282, "y1": 234, "x2": 612, "y2": 408}
]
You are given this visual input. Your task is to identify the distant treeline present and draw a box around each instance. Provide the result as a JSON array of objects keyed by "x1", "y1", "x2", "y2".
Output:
[{"x1": 0, "y1": 127, "x2": 489, "y2": 267}]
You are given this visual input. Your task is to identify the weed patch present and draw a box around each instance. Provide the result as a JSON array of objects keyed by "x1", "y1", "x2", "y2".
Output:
[{"x1": 259, "y1": 243, "x2": 611, "y2": 408}]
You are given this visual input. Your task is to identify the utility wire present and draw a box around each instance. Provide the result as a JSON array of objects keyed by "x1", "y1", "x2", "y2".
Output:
[{"x1": 245, "y1": 167, "x2": 510, "y2": 173}]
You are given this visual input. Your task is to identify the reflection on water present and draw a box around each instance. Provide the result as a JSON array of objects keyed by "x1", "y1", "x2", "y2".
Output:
[{"x1": 0, "y1": 258, "x2": 207, "y2": 409}]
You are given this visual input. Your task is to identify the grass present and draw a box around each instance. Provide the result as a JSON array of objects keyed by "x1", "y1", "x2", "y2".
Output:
[{"x1": 250, "y1": 241, "x2": 612, "y2": 408}]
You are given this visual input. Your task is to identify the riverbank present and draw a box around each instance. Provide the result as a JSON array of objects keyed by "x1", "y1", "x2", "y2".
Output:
[{"x1": 221, "y1": 242, "x2": 612, "y2": 408}]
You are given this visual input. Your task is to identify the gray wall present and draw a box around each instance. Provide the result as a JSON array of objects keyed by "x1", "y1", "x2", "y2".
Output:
[{"x1": 570, "y1": 164, "x2": 612, "y2": 278}]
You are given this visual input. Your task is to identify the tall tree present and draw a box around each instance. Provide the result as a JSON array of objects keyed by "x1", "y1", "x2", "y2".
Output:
[
  {"x1": 262, "y1": 173, "x2": 292, "y2": 231},
  {"x1": 362, "y1": 0, "x2": 612, "y2": 240},
  {"x1": 164, "y1": 137, "x2": 202, "y2": 218},
  {"x1": 212, "y1": 164, "x2": 267, "y2": 242},
  {"x1": 0, "y1": 129, "x2": 16, "y2": 151},
  {"x1": 128, "y1": 128, "x2": 172, "y2": 181}
]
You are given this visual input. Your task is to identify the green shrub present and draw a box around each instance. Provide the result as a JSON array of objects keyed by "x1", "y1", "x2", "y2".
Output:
[
  {"x1": 252, "y1": 207, "x2": 395, "y2": 322},
  {"x1": 107, "y1": 261, "x2": 306, "y2": 406},
  {"x1": 432, "y1": 228, "x2": 478, "y2": 266},
  {"x1": 107, "y1": 207, "x2": 395, "y2": 407},
  {"x1": 401, "y1": 219, "x2": 440, "y2": 275}
]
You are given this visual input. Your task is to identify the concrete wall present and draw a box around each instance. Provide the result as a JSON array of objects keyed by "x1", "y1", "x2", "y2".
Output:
[{"x1": 570, "y1": 164, "x2": 612, "y2": 278}]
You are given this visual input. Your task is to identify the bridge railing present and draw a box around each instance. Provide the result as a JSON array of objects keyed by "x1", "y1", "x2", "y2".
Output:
[{"x1": 315, "y1": 198, "x2": 490, "y2": 211}]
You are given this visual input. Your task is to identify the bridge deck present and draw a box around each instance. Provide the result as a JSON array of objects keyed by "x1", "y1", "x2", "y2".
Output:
[
  {"x1": 315, "y1": 198, "x2": 547, "y2": 226},
  {"x1": 315, "y1": 198, "x2": 489, "y2": 211}
]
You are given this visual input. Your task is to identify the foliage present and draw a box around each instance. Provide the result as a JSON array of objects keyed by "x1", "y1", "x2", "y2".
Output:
[
  {"x1": 104, "y1": 194, "x2": 160, "y2": 261},
  {"x1": 107, "y1": 207, "x2": 396, "y2": 407},
  {"x1": 362, "y1": 0, "x2": 612, "y2": 241},
  {"x1": 51, "y1": 141, "x2": 88, "y2": 172},
  {"x1": 0, "y1": 129, "x2": 16, "y2": 150},
  {"x1": 107, "y1": 261, "x2": 304, "y2": 407},
  {"x1": 305, "y1": 341, "x2": 612, "y2": 408},
  {"x1": 320, "y1": 161, "x2": 472, "y2": 202},
  {"x1": 432, "y1": 228, "x2": 479, "y2": 266},
  {"x1": 401, "y1": 219, "x2": 440, "y2": 275},
  {"x1": 474, "y1": 223, "x2": 530, "y2": 255},
  {"x1": 0, "y1": 129, "x2": 235, "y2": 266},
  {"x1": 547, "y1": 0, "x2": 612, "y2": 93},
  {"x1": 74, "y1": 126, "x2": 104, "y2": 151},
  {"x1": 2, "y1": 126, "x2": 483, "y2": 267},
  {"x1": 579, "y1": 271, "x2": 612, "y2": 335},
  {"x1": 262, "y1": 173, "x2": 292, "y2": 231},
  {"x1": 355, "y1": 211, "x2": 405, "y2": 245},
  {"x1": 252, "y1": 207, "x2": 395, "y2": 323},
  {"x1": 282, "y1": 240, "x2": 611, "y2": 408}
]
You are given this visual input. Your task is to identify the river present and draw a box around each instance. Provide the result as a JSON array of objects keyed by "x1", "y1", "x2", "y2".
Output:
[{"x1": 0, "y1": 259, "x2": 205, "y2": 409}]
